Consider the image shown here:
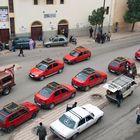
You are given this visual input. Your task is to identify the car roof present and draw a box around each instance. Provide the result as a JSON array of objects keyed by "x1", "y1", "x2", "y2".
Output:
[
  {"x1": 0, "y1": 71, "x2": 11, "y2": 79},
  {"x1": 0, "y1": 102, "x2": 24, "y2": 116},
  {"x1": 41, "y1": 58, "x2": 55, "y2": 65},
  {"x1": 113, "y1": 57, "x2": 127, "y2": 63},
  {"x1": 75, "y1": 46, "x2": 88, "y2": 52},
  {"x1": 46, "y1": 82, "x2": 64, "y2": 90},
  {"x1": 81, "y1": 67, "x2": 95, "y2": 75}
]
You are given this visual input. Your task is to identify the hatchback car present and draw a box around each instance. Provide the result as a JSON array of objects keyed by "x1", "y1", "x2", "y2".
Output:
[
  {"x1": 63, "y1": 46, "x2": 91, "y2": 64},
  {"x1": 29, "y1": 58, "x2": 64, "y2": 81},
  {"x1": 34, "y1": 82, "x2": 76, "y2": 109},
  {"x1": 0, "y1": 102, "x2": 39, "y2": 133},
  {"x1": 50, "y1": 104, "x2": 104, "y2": 140},
  {"x1": 44, "y1": 35, "x2": 68, "y2": 48},
  {"x1": 72, "y1": 67, "x2": 107, "y2": 91},
  {"x1": 135, "y1": 49, "x2": 140, "y2": 60}
]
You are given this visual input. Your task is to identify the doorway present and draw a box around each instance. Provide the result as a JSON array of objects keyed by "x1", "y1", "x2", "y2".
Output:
[{"x1": 0, "y1": 29, "x2": 10, "y2": 43}]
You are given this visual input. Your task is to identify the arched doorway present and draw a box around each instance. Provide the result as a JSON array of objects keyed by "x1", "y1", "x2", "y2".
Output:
[
  {"x1": 58, "y1": 19, "x2": 69, "y2": 38},
  {"x1": 31, "y1": 21, "x2": 42, "y2": 40}
]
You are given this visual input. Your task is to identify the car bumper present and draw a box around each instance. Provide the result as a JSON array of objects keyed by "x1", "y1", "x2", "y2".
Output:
[
  {"x1": 135, "y1": 55, "x2": 140, "y2": 60},
  {"x1": 72, "y1": 83, "x2": 85, "y2": 91},
  {"x1": 29, "y1": 74, "x2": 40, "y2": 80},
  {"x1": 63, "y1": 58, "x2": 72, "y2": 64},
  {"x1": 34, "y1": 99, "x2": 49, "y2": 109}
]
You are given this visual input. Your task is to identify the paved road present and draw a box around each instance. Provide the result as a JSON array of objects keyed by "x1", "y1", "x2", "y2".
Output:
[{"x1": 0, "y1": 34, "x2": 140, "y2": 140}]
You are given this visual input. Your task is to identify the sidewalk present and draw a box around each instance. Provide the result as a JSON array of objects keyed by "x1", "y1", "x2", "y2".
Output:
[
  {"x1": 11, "y1": 68, "x2": 140, "y2": 140},
  {"x1": 0, "y1": 31, "x2": 140, "y2": 56}
]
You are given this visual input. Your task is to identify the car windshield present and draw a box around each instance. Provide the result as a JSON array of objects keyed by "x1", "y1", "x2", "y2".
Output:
[
  {"x1": 59, "y1": 114, "x2": 76, "y2": 129},
  {"x1": 39, "y1": 87, "x2": 53, "y2": 98},
  {"x1": 0, "y1": 114, "x2": 6, "y2": 123},
  {"x1": 76, "y1": 72, "x2": 88, "y2": 81},
  {"x1": 110, "y1": 61, "x2": 119, "y2": 67},
  {"x1": 36, "y1": 63, "x2": 48, "y2": 71},
  {"x1": 70, "y1": 50, "x2": 79, "y2": 57}
]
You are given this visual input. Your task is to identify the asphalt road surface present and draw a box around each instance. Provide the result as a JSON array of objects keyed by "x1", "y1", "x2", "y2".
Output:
[{"x1": 0, "y1": 34, "x2": 140, "y2": 140}]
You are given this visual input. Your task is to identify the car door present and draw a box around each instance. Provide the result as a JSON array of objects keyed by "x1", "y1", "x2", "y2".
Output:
[
  {"x1": 58, "y1": 37, "x2": 65, "y2": 46},
  {"x1": 83, "y1": 51, "x2": 90, "y2": 59},
  {"x1": 94, "y1": 73, "x2": 103, "y2": 84},
  {"x1": 8, "y1": 112, "x2": 20, "y2": 127},
  {"x1": 85, "y1": 115, "x2": 95, "y2": 128},
  {"x1": 88, "y1": 75, "x2": 95, "y2": 87},
  {"x1": 52, "y1": 63, "x2": 59, "y2": 74},
  {"x1": 44, "y1": 64, "x2": 53, "y2": 77},
  {"x1": 119, "y1": 62, "x2": 126, "y2": 73},
  {"x1": 52, "y1": 37, "x2": 59, "y2": 46},
  {"x1": 60, "y1": 88, "x2": 70, "y2": 101},
  {"x1": 76, "y1": 118, "x2": 87, "y2": 133},
  {"x1": 77, "y1": 52, "x2": 84, "y2": 62},
  {"x1": 53, "y1": 90, "x2": 63, "y2": 104}
]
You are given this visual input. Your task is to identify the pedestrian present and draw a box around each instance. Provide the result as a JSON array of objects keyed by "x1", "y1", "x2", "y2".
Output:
[
  {"x1": 8, "y1": 39, "x2": 13, "y2": 51},
  {"x1": 101, "y1": 33, "x2": 105, "y2": 44},
  {"x1": 89, "y1": 27, "x2": 93, "y2": 38},
  {"x1": 116, "y1": 90, "x2": 123, "y2": 107},
  {"x1": 29, "y1": 38, "x2": 34, "y2": 50},
  {"x1": 107, "y1": 31, "x2": 111, "y2": 41},
  {"x1": 18, "y1": 45, "x2": 24, "y2": 57},
  {"x1": 96, "y1": 32, "x2": 101, "y2": 43},
  {"x1": 136, "y1": 105, "x2": 140, "y2": 124},
  {"x1": 0, "y1": 41, "x2": 3, "y2": 51},
  {"x1": 114, "y1": 22, "x2": 119, "y2": 32},
  {"x1": 72, "y1": 102, "x2": 77, "y2": 108},
  {"x1": 36, "y1": 122, "x2": 47, "y2": 140}
]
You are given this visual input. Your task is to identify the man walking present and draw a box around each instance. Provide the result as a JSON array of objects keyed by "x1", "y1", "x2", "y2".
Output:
[
  {"x1": 136, "y1": 105, "x2": 140, "y2": 124},
  {"x1": 18, "y1": 45, "x2": 24, "y2": 57},
  {"x1": 36, "y1": 122, "x2": 47, "y2": 140},
  {"x1": 89, "y1": 27, "x2": 93, "y2": 38},
  {"x1": 116, "y1": 90, "x2": 123, "y2": 107}
]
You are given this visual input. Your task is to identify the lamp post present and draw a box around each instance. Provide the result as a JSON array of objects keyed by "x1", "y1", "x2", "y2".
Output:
[{"x1": 101, "y1": 0, "x2": 106, "y2": 34}]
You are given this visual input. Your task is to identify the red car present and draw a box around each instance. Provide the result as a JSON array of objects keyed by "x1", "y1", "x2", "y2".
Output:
[
  {"x1": 72, "y1": 67, "x2": 107, "y2": 91},
  {"x1": 29, "y1": 58, "x2": 64, "y2": 81},
  {"x1": 135, "y1": 49, "x2": 140, "y2": 60},
  {"x1": 63, "y1": 46, "x2": 91, "y2": 64},
  {"x1": 0, "y1": 102, "x2": 39, "y2": 133},
  {"x1": 34, "y1": 82, "x2": 76, "y2": 109},
  {"x1": 108, "y1": 57, "x2": 137, "y2": 75}
]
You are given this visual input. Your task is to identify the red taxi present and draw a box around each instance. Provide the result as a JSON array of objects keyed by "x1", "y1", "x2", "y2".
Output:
[
  {"x1": 34, "y1": 82, "x2": 76, "y2": 109},
  {"x1": 0, "y1": 102, "x2": 39, "y2": 133},
  {"x1": 63, "y1": 46, "x2": 91, "y2": 64},
  {"x1": 108, "y1": 57, "x2": 136, "y2": 75},
  {"x1": 72, "y1": 67, "x2": 107, "y2": 91},
  {"x1": 29, "y1": 58, "x2": 64, "y2": 81},
  {"x1": 135, "y1": 49, "x2": 140, "y2": 60}
]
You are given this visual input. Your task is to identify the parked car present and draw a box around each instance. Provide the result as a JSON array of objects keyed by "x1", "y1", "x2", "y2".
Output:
[
  {"x1": 72, "y1": 67, "x2": 107, "y2": 91},
  {"x1": 103, "y1": 75, "x2": 137, "y2": 107},
  {"x1": 135, "y1": 49, "x2": 140, "y2": 60},
  {"x1": 44, "y1": 35, "x2": 68, "y2": 48},
  {"x1": 0, "y1": 65, "x2": 15, "y2": 96},
  {"x1": 108, "y1": 57, "x2": 137, "y2": 75},
  {"x1": 29, "y1": 58, "x2": 64, "y2": 81},
  {"x1": 50, "y1": 104, "x2": 104, "y2": 140},
  {"x1": 34, "y1": 82, "x2": 76, "y2": 109},
  {"x1": 63, "y1": 46, "x2": 91, "y2": 64},
  {"x1": 0, "y1": 102, "x2": 39, "y2": 133}
]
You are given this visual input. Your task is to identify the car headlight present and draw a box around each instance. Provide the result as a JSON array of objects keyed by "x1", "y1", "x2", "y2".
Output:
[{"x1": 35, "y1": 74, "x2": 39, "y2": 77}]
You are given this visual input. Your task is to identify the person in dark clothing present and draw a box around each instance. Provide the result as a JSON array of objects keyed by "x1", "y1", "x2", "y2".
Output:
[
  {"x1": 18, "y1": 45, "x2": 24, "y2": 57},
  {"x1": 101, "y1": 33, "x2": 106, "y2": 44},
  {"x1": 116, "y1": 90, "x2": 123, "y2": 107},
  {"x1": 0, "y1": 41, "x2": 3, "y2": 51},
  {"x1": 96, "y1": 32, "x2": 101, "y2": 43},
  {"x1": 36, "y1": 122, "x2": 47, "y2": 140},
  {"x1": 89, "y1": 27, "x2": 93, "y2": 38},
  {"x1": 72, "y1": 102, "x2": 77, "y2": 108}
]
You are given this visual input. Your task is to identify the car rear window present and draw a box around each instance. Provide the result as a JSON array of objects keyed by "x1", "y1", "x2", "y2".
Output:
[
  {"x1": 76, "y1": 72, "x2": 88, "y2": 81},
  {"x1": 36, "y1": 63, "x2": 48, "y2": 71},
  {"x1": 0, "y1": 114, "x2": 6, "y2": 123},
  {"x1": 59, "y1": 114, "x2": 76, "y2": 129},
  {"x1": 110, "y1": 61, "x2": 119, "y2": 67},
  {"x1": 39, "y1": 87, "x2": 53, "y2": 98},
  {"x1": 70, "y1": 50, "x2": 79, "y2": 57}
]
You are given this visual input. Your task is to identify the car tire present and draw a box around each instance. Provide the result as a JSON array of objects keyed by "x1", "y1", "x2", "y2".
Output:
[
  {"x1": 2, "y1": 87, "x2": 11, "y2": 95},
  {"x1": 31, "y1": 111, "x2": 38, "y2": 119},
  {"x1": 71, "y1": 133, "x2": 79, "y2": 140},
  {"x1": 46, "y1": 44, "x2": 51, "y2": 48},
  {"x1": 85, "y1": 86, "x2": 90, "y2": 91},
  {"x1": 63, "y1": 43, "x2": 67, "y2": 47},
  {"x1": 49, "y1": 103, "x2": 55, "y2": 109},
  {"x1": 129, "y1": 91, "x2": 133, "y2": 96},
  {"x1": 70, "y1": 92, "x2": 76, "y2": 98},
  {"x1": 103, "y1": 78, "x2": 107, "y2": 83},
  {"x1": 40, "y1": 76, "x2": 45, "y2": 81},
  {"x1": 58, "y1": 68, "x2": 63, "y2": 74},
  {"x1": 6, "y1": 126, "x2": 14, "y2": 133},
  {"x1": 96, "y1": 116, "x2": 103, "y2": 124}
]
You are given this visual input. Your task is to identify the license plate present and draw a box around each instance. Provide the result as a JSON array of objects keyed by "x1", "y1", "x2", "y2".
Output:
[{"x1": 110, "y1": 69, "x2": 115, "y2": 72}]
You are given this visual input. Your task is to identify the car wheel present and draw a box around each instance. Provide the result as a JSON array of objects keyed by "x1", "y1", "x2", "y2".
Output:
[
  {"x1": 96, "y1": 116, "x2": 103, "y2": 124},
  {"x1": 58, "y1": 68, "x2": 63, "y2": 74},
  {"x1": 40, "y1": 76, "x2": 45, "y2": 81},
  {"x1": 49, "y1": 103, "x2": 55, "y2": 109},
  {"x1": 6, "y1": 126, "x2": 14, "y2": 133},
  {"x1": 63, "y1": 43, "x2": 67, "y2": 47},
  {"x1": 2, "y1": 87, "x2": 11, "y2": 95},
  {"x1": 46, "y1": 44, "x2": 51, "y2": 48},
  {"x1": 103, "y1": 78, "x2": 107, "y2": 83},
  {"x1": 129, "y1": 91, "x2": 133, "y2": 96},
  {"x1": 71, "y1": 133, "x2": 79, "y2": 140},
  {"x1": 70, "y1": 92, "x2": 76, "y2": 98},
  {"x1": 85, "y1": 86, "x2": 90, "y2": 91},
  {"x1": 31, "y1": 111, "x2": 38, "y2": 119}
]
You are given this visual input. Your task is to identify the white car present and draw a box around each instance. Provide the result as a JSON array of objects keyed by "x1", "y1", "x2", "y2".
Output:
[{"x1": 50, "y1": 104, "x2": 104, "y2": 140}]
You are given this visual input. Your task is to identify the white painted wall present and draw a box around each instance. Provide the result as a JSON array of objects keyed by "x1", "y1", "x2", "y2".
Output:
[{"x1": 14, "y1": 0, "x2": 114, "y2": 34}]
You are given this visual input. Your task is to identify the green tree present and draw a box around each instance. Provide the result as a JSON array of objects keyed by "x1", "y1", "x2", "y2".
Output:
[
  {"x1": 88, "y1": 7, "x2": 105, "y2": 37},
  {"x1": 124, "y1": 0, "x2": 140, "y2": 32}
]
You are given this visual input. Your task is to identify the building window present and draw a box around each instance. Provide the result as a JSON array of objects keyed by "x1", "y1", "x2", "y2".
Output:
[
  {"x1": 46, "y1": 0, "x2": 53, "y2": 4},
  {"x1": 34, "y1": 0, "x2": 38, "y2": 5},
  {"x1": 106, "y1": 7, "x2": 109, "y2": 15},
  {"x1": 10, "y1": 17, "x2": 15, "y2": 36},
  {"x1": 60, "y1": 0, "x2": 64, "y2": 4},
  {"x1": 8, "y1": 0, "x2": 14, "y2": 13}
]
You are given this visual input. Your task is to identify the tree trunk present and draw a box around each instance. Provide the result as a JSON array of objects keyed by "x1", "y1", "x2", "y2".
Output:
[{"x1": 131, "y1": 22, "x2": 135, "y2": 32}]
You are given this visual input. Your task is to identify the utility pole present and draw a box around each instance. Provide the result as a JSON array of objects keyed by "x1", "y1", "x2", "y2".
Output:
[{"x1": 101, "y1": 0, "x2": 106, "y2": 34}]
